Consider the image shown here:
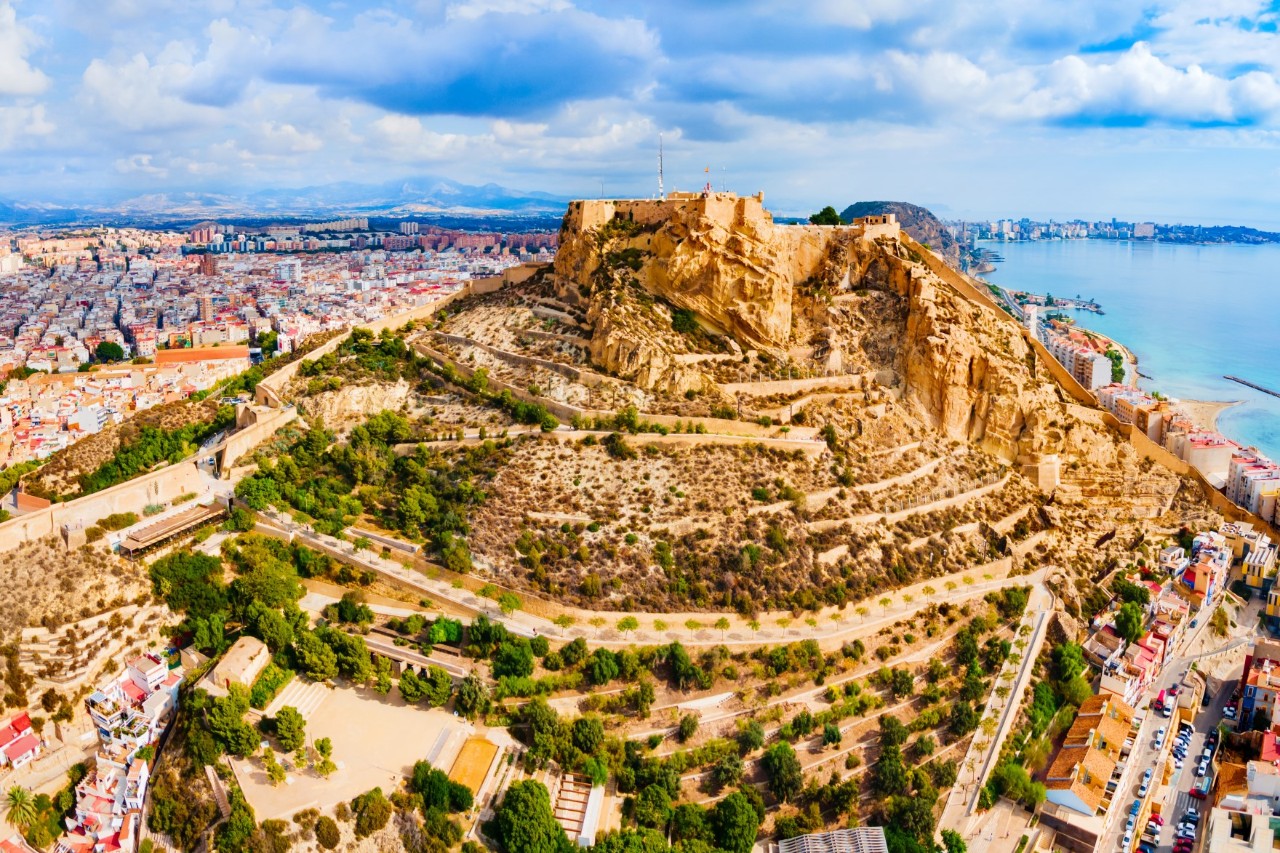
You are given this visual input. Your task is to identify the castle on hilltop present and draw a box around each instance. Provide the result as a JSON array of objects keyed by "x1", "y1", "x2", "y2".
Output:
[{"x1": 564, "y1": 191, "x2": 901, "y2": 240}]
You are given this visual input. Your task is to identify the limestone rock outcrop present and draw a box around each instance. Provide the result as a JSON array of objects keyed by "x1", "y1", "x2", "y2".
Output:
[{"x1": 551, "y1": 192, "x2": 1077, "y2": 465}]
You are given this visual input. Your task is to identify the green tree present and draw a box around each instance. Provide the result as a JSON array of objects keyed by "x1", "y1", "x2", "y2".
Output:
[
  {"x1": 95, "y1": 341, "x2": 125, "y2": 363},
  {"x1": 351, "y1": 787, "x2": 392, "y2": 838},
  {"x1": 949, "y1": 701, "x2": 980, "y2": 737},
  {"x1": 871, "y1": 744, "x2": 908, "y2": 797},
  {"x1": 711, "y1": 791, "x2": 760, "y2": 853},
  {"x1": 399, "y1": 668, "x2": 425, "y2": 704},
  {"x1": 493, "y1": 640, "x2": 535, "y2": 679},
  {"x1": 1115, "y1": 602, "x2": 1145, "y2": 644},
  {"x1": 634, "y1": 784, "x2": 673, "y2": 829},
  {"x1": 822, "y1": 723, "x2": 842, "y2": 748},
  {"x1": 678, "y1": 714, "x2": 698, "y2": 743},
  {"x1": 1052, "y1": 642, "x2": 1086, "y2": 685},
  {"x1": 587, "y1": 648, "x2": 620, "y2": 685},
  {"x1": 571, "y1": 716, "x2": 605, "y2": 754},
  {"x1": 455, "y1": 672, "x2": 490, "y2": 719},
  {"x1": 761, "y1": 742, "x2": 802, "y2": 803},
  {"x1": 214, "y1": 790, "x2": 257, "y2": 853},
  {"x1": 274, "y1": 706, "x2": 306, "y2": 753},
  {"x1": 234, "y1": 476, "x2": 280, "y2": 511},
  {"x1": 808, "y1": 206, "x2": 843, "y2": 226},
  {"x1": 294, "y1": 630, "x2": 339, "y2": 681},
  {"x1": 491, "y1": 781, "x2": 572, "y2": 853},
  {"x1": 314, "y1": 815, "x2": 340, "y2": 849},
  {"x1": 738, "y1": 721, "x2": 764, "y2": 754},
  {"x1": 941, "y1": 828, "x2": 967, "y2": 853},
  {"x1": 712, "y1": 753, "x2": 743, "y2": 790}
]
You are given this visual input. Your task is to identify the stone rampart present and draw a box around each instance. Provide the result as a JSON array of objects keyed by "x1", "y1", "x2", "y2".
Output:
[{"x1": 0, "y1": 460, "x2": 207, "y2": 552}]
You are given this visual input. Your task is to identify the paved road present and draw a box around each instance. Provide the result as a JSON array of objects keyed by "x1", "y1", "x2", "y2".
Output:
[{"x1": 1155, "y1": 679, "x2": 1232, "y2": 852}]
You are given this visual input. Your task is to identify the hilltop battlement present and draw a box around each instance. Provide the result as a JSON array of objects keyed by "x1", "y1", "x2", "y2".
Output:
[
  {"x1": 564, "y1": 192, "x2": 901, "y2": 241},
  {"x1": 565, "y1": 191, "x2": 772, "y2": 233}
]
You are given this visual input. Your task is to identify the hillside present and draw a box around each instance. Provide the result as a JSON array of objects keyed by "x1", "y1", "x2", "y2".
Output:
[
  {"x1": 265, "y1": 192, "x2": 1201, "y2": 617},
  {"x1": 840, "y1": 200, "x2": 975, "y2": 270}
]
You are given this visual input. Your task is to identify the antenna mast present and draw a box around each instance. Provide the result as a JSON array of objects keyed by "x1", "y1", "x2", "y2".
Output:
[{"x1": 658, "y1": 134, "x2": 665, "y2": 200}]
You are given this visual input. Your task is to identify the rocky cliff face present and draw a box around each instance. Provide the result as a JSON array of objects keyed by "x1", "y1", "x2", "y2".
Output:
[{"x1": 551, "y1": 195, "x2": 1073, "y2": 465}]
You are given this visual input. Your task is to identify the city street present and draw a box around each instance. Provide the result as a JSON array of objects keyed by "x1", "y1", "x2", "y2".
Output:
[
  {"x1": 1153, "y1": 678, "x2": 1233, "y2": 852},
  {"x1": 1095, "y1": 592, "x2": 1259, "y2": 852}
]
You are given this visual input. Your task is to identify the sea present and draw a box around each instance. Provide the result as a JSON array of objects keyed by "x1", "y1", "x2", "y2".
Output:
[{"x1": 982, "y1": 239, "x2": 1280, "y2": 461}]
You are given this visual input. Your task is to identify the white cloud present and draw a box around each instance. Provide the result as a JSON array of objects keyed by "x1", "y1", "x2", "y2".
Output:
[
  {"x1": 81, "y1": 52, "x2": 220, "y2": 132},
  {"x1": 370, "y1": 114, "x2": 481, "y2": 161},
  {"x1": 113, "y1": 153, "x2": 167, "y2": 177},
  {"x1": 445, "y1": 0, "x2": 569, "y2": 21},
  {"x1": 0, "y1": 103, "x2": 53, "y2": 149},
  {"x1": 0, "y1": 2, "x2": 50, "y2": 96}
]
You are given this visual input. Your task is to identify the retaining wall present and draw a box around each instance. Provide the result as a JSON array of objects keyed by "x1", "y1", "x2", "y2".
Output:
[{"x1": 0, "y1": 460, "x2": 207, "y2": 552}]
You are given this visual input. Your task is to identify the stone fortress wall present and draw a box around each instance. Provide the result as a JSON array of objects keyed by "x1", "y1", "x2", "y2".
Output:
[{"x1": 564, "y1": 192, "x2": 901, "y2": 242}]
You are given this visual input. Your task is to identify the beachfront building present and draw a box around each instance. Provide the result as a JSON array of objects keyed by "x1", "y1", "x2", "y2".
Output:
[
  {"x1": 776, "y1": 827, "x2": 889, "y2": 853},
  {"x1": 1204, "y1": 763, "x2": 1277, "y2": 852},
  {"x1": 1226, "y1": 451, "x2": 1280, "y2": 521},
  {"x1": 1046, "y1": 332, "x2": 1113, "y2": 390}
]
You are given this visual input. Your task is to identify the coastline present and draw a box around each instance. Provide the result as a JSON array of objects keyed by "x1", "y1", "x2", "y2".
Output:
[{"x1": 1173, "y1": 398, "x2": 1243, "y2": 433}]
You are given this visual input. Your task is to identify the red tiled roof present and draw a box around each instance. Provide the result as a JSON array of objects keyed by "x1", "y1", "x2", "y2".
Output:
[
  {"x1": 121, "y1": 681, "x2": 145, "y2": 703},
  {"x1": 1262, "y1": 732, "x2": 1280, "y2": 763},
  {"x1": 2, "y1": 734, "x2": 37, "y2": 762}
]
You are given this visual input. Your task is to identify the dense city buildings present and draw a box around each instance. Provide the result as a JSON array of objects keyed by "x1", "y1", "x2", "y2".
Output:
[
  {"x1": 0, "y1": 221, "x2": 554, "y2": 472},
  {"x1": 946, "y1": 218, "x2": 1280, "y2": 245}
]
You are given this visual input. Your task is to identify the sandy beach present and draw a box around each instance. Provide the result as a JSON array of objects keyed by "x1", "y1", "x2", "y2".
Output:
[{"x1": 1174, "y1": 398, "x2": 1242, "y2": 432}]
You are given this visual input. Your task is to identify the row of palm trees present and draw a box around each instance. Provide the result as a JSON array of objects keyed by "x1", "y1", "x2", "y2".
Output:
[{"x1": 547, "y1": 574, "x2": 997, "y2": 640}]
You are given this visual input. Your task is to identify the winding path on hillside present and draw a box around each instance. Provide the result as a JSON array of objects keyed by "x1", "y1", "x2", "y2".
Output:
[{"x1": 252, "y1": 507, "x2": 1043, "y2": 653}]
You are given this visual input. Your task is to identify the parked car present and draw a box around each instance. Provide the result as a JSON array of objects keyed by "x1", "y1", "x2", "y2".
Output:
[
  {"x1": 1150, "y1": 814, "x2": 1165, "y2": 826},
  {"x1": 1123, "y1": 830, "x2": 1133, "y2": 848},
  {"x1": 1196, "y1": 760, "x2": 1209, "y2": 777}
]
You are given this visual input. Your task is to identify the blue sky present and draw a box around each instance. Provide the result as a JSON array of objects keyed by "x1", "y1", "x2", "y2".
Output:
[{"x1": 2, "y1": 0, "x2": 1280, "y2": 224}]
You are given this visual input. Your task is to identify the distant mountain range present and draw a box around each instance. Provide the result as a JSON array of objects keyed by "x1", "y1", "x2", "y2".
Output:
[{"x1": 0, "y1": 176, "x2": 570, "y2": 226}]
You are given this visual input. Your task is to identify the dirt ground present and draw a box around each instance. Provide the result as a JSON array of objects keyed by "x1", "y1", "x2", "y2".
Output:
[{"x1": 234, "y1": 683, "x2": 473, "y2": 821}]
